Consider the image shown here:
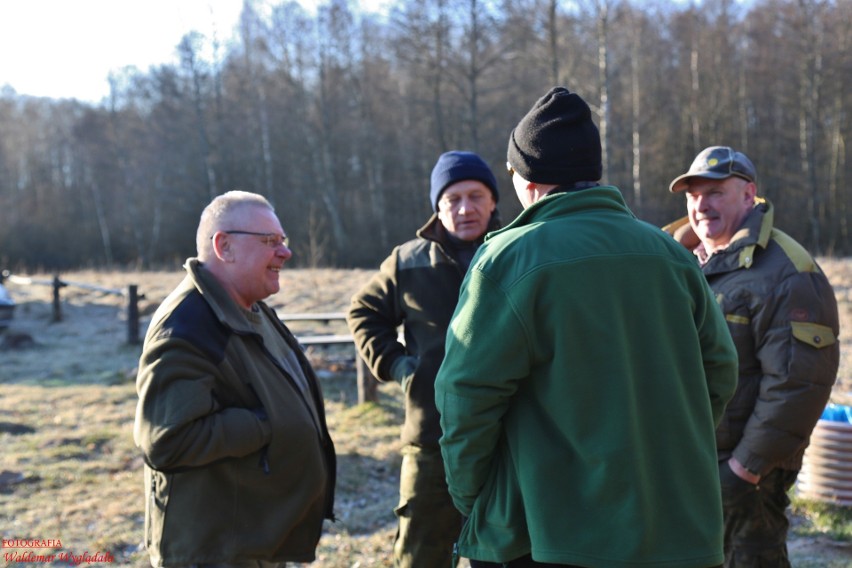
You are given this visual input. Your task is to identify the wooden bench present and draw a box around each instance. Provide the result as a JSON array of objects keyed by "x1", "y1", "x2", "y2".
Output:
[
  {"x1": 297, "y1": 334, "x2": 354, "y2": 346},
  {"x1": 279, "y1": 312, "x2": 377, "y2": 404},
  {"x1": 280, "y1": 311, "x2": 347, "y2": 323}
]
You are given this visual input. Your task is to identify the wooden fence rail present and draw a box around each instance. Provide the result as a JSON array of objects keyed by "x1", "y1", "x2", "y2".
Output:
[
  {"x1": 1, "y1": 272, "x2": 378, "y2": 403},
  {"x1": 278, "y1": 311, "x2": 378, "y2": 404},
  {"x1": 2, "y1": 271, "x2": 142, "y2": 344}
]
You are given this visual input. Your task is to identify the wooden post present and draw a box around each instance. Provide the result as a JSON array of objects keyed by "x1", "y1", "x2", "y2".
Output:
[
  {"x1": 51, "y1": 275, "x2": 64, "y2": 322},
  {"x1": 127, "y1": 284, "x2": 140, "y2": 345},
  {"x1": 357, "y1": 356, "x2": 378, "y2": 404}
]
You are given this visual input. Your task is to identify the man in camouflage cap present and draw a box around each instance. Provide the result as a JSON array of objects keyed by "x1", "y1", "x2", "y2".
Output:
[{"x1": 665, "y1": 146, "x2": 840, "y2": 567}]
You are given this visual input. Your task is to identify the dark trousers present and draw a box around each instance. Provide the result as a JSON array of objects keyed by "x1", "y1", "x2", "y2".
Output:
[
  {"x1": 470, "y1": 554, "x2": 721, "y2": 568},
  {"x1": 393, "y1": 444, "x2": 462, "y2": 567},
  {"x1": 186, "y1": 563, "x2": 286, "y2": 568},
  {"x1": 720, "y1": 462, "x2": 798, "y2": 568},
  {"x1": 469, "y1": 555, "x2": 580, "y2": 568}
]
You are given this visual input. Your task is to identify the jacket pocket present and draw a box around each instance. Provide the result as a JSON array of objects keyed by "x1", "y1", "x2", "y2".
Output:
[
  {"x1": 462, "y1": 450, "x2": 529, "y2": 556},
  {"x1": 791, "y1": 321, "x2": 836, "y2": 349},
  {"x1": 480, "y1": 463, "x2": 521, "y2": 529},
  {"x1": 145, "y1": 468, "x2": 172, "y2": 557},
  {"x1": 789, "y1": 321, "x2": 838, "y2": 387}
]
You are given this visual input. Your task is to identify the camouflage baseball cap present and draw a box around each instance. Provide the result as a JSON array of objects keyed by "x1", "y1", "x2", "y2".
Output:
[{"x1": 669, "y1": 146, "x2": 757, "y2": 192}]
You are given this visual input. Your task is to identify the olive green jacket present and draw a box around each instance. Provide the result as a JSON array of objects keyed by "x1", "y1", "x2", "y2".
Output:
[
  {"x1": 347, "y1": 213, "x2": 500, "y2": 447},
  {"x1": 134, "y1": 259, "x2": 336, "y2": 566},
  {"x1": 665, "y1": 198, "x2": 840, "y2": 475}
]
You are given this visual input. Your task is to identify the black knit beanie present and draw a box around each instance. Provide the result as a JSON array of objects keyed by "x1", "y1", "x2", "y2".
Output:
[{"x1": 507, "y1": 87, "x2": 602, "y2": 185}]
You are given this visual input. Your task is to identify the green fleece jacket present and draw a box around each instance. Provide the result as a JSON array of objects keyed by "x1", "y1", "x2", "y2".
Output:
[
  {"x1": 435, "y1": 187, "x2": 738, "y2": 567},
  {"x1": 133, "y1": 259, "x2": 336, "y2": 567}
]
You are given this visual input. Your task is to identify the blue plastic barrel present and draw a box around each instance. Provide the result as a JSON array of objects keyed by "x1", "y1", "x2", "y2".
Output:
[{"x1": 821, "y1": 404, "x2": 852, "y2": 423}]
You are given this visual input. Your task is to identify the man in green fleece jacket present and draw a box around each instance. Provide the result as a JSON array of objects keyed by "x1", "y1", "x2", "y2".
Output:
[
  {"x1": 134, "y1": 191, "x2": 336, "y2": 568},
  {"x1": 435, "y1": 87, "x2": 738, "y2": 568}
]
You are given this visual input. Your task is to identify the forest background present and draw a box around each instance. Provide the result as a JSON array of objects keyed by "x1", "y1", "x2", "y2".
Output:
[{"x1": 1, "y1": 0, "x2": 849, "y2": 271}]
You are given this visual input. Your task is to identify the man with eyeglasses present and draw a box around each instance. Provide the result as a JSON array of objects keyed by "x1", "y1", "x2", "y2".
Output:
[
  {"x1": 434, "y1": 88, "x2": 738, "y2": 567},
  {"x1": 347, "y1": 151, "x2": 501, "y2": 567},
  {"x1": 134, "y1": 190, "x2": 336, "y2": 568}
]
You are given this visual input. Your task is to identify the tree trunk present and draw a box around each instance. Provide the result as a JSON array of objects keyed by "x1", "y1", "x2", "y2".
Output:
[
  {"x1": 596, "y1": 0, "x2": 610, "y2": 179},
  {"x1": 629, "y1": 13, "x2": 642, "y2": 211}
]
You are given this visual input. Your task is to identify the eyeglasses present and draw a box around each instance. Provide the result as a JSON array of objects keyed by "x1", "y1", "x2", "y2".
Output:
[
  {"x1": 219, "y1": 230, "x2": 290, "y2": 249},
  {"x1": 506, "y1": 161, "x2": 515, "y2": 177}
]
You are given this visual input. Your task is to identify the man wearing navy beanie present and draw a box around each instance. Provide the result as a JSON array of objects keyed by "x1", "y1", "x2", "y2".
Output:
[
  {"x1": 430, "y1": 151, "x2": 499, "y2": 212},
  {"x1": 348, "y1": 151, "x2": 500, "y2": 567}
]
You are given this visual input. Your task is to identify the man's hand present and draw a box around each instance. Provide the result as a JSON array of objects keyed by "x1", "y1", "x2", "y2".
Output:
[
  {"x1": 728, "y1": 456, "x2": 761, "y2": 484},
  {"x1": 390, "y1": 355, "x2": 418, "y2": 391}
]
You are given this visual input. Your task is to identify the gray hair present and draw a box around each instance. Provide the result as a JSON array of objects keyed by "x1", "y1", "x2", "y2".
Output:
[{"x1": 196, "y1": 191, "x2": 274, "y2": 259}]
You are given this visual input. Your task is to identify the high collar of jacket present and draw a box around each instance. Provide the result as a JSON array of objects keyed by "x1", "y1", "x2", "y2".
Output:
[
  {"x1": 184, "y1": 258, "x2": 261, "y2": 334},
  {"x1": 416, "y1": 210, "x2": 503, "y2": 245},
  {"x1": 486, "y1": 185, "x2": 632, "y2": 242},
  {"x1": 663, "y1": 198, "x2": 773, "y2": 270}
]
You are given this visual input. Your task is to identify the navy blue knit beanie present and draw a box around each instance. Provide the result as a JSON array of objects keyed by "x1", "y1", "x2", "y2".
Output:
[
  {"x1": 429, "y1": 151, "x2": 499, "y2": 212},
  {"x1": 507, "y1": 87, "x2": 602, "y2": 185}
]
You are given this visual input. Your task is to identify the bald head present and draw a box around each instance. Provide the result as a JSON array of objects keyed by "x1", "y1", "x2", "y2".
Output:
[{"x1": 196, "y1": 191, "x2": 275, "y2": 261}]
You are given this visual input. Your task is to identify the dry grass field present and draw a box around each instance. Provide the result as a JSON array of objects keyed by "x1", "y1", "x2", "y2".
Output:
[{"x1": 1, "y1": 260, "x2": 851, "y2": 567}]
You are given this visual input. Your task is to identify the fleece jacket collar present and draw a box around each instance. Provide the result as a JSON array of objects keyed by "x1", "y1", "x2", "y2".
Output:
[{"x1": 486, "y1": 185, "x2": 633, "y2": 242}]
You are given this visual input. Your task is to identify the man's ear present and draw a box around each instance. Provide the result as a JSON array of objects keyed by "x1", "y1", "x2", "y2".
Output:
[
  {"x1": 211, "y1": 232, "x2": 234, "y2": 262},
  {"x1": 744, "y1": 181, "x2": 758, "y2": 204}
]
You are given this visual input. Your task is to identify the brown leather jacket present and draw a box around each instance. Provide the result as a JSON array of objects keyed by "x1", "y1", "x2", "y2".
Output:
[{"x1": 664, "y1": 198, "x2": 840, "y2": 475}]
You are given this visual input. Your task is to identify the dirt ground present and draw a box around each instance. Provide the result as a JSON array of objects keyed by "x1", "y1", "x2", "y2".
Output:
[{"x1": 1, "y1": 262, "x2": 851, "y2": 566}]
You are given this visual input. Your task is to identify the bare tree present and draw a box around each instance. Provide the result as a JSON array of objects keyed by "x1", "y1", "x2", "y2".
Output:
[
  {"x1": 179, "y1": 32, "x2": 219, "y2": 201},
  {"x1": 628, "y1": 6, "x2": 643, "y2": 210},
  {"x1": 392, "y1": 0, "x2": 453, "y2": 149},
  {"x1": 1, "y1": 0, "x2": 850, "y2": 269},
  {"x1": 446, "y1": 0, "x2": 509, "y2": 150},
  {"x1": 795, "y1": 0, "x2": 826, "y2": 252},
  {"x1": 312, "y1": 0, "x2": 358, "y2": 260},
  {"x1": 239, "y1": 0, "x2": 275, "y2": 197},
  {"x1": 825, "y1": 2, "x2": 851, "y2": 250},
  {"x1": 594, "y1": 0, "x2": 612, "y2": 179}
]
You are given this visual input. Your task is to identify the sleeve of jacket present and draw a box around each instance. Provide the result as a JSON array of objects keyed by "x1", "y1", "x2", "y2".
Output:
[
  {"x1": 694, "y1": 272, "x2": 739, "y2": 426},
  {"x1": 733, "y1": 269, "x2": 840, "y2": 475},
  {"x1": 435, "y1": 270, "x2": 530, "y2": 516},
  {"x1": 346, "y1": 249, "x2": 408, "y2": 382},
  {"x1": 133, "y1": 334, "x2": 272, "y2": 471}
]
